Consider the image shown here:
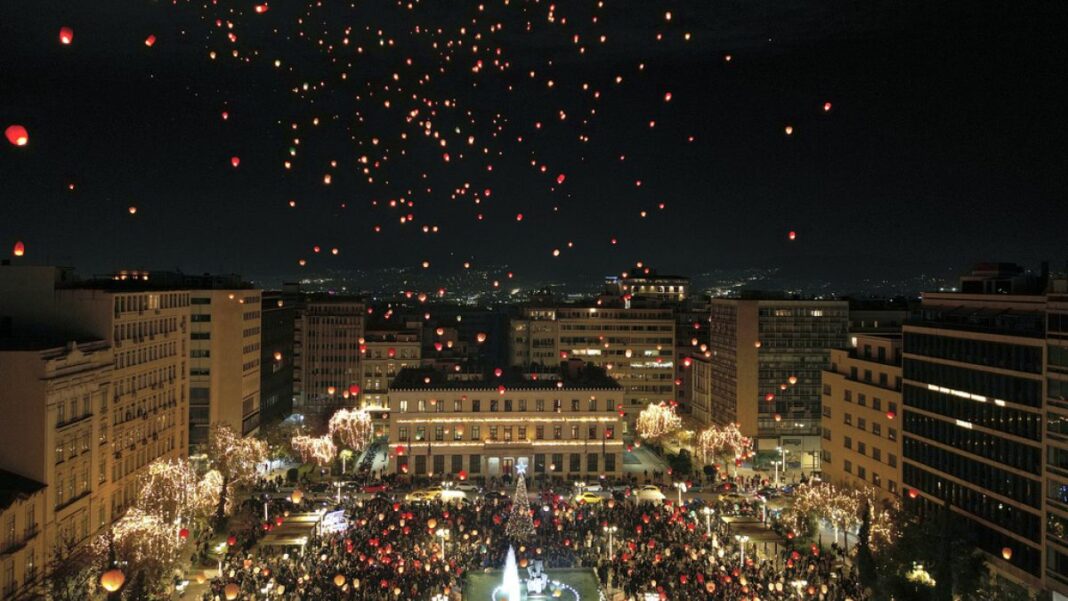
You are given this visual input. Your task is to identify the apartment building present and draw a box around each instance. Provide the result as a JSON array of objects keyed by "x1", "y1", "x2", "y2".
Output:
[
  {"x1": 0, "y1": 471, "x2": 46, "y2": 599},
  {"x1": 294, "y1": 296, "x2": 365, "y2": 415},
  {"x1": 820, "y1": 334, "x2": 903, "y2": 504}
]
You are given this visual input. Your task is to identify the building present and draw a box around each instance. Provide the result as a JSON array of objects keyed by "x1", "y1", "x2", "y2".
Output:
[
  {"x1": 689, "y1": 354, "x2": 714, "y2": 426},
  {"x1": 674, "y1": 296, "x2": 711, "y2": 418},
  {"x1": 0, "y1": 337, "x2": 113, "y2": 564},
  {"x1": 386, "y1": 364, "x2": 624, "y2": 479},
  {"x1": 1046, "y1": 279, "x2": 1068, "y2": 597},
  {"x1": 819, "y1": 334, "x2": 903, "y2": 503},
  {"x1": 509, "y1": 306, "x2": 675, "y2": 430},
  {"x1": 901, "y1": 269, "x2": 1050, "y2": 590},
  {"x1": 294, "y1": 295, "x2": 365, "y2": 415},
  {"x1": 846, "y1": 298, "x2": 909, "y2": 338},
  {"x1": 259, "y1": 288, "x2": 297, "y2": 429},
  {"x1": 604, "y1": 264, "x2": 689, "y2": 304},
  {"x1": 0, "y1": 266, "x2": 190, "y2": 528},
  {"x1": 0, "y1": 470, "x2": 46, "y2": 599},
  {"x1": 707, "y1": 295, "x2": 848, "y2": 466},
  {"x1": 189, "y1": 287, "x2": 262, "y2": 448}
]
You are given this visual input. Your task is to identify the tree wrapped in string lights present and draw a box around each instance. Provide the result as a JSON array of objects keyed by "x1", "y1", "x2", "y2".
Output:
[
  {"x1": 90, "y1": 509, "x2": 184, "y2": 597},
  {"x1": 695, "y1": 423, "x2": 753, "y2": 474},
  {"x1": 207, "y1": 424, "x2": 268, "y2": 525},
  {"x1": 787, "y1": 481, "x2": 898, "y2": 548},
  {"x1": 328, "y1": 408, "x2": 374, "y2": 452},
  {"x1": 635, "y1": 401, "x2": 682, "y2": 442},
  {"x1": 135, "y1": 458, "x2": 208, "y2": 526},
  {"x1": 291, "y1": 434, "x2": 338, "y2": 466},
  {"x1": 504, "y1": 466, "x2": 535, "y2": 542}
]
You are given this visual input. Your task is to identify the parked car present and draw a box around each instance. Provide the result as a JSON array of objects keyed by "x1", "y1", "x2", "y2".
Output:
[
  {"x1": 574, "y1": 491, "x2": 604, "y2": 505},
  {"x1": 634, "y1": 485, "x2": 666, "y2": 504},
  {"x1": 573, "y1": 481, "x2": 603, "y2": 492},
  {"x1": 484, "y1": 491, "x2": 508, "y2": 502},
  {"x1": 362, "y1": 482, "x2": 389, "y2": 494}
]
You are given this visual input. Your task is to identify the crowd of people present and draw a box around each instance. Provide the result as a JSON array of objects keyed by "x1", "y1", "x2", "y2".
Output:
[{"x1": 197, "y1": 474, "x2": 871, "y2": 600}]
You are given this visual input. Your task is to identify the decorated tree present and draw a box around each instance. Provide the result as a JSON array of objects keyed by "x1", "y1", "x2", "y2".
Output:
[
  {"x1": 504, "y1": 467, "x2": 535, "y2": 542},
  {"x1": 695, "y1": 423, "x2": 753, "y2": 475},
  {"x1": 328, "y1": 407, "x2": 374, "y2": 452},
  {"x1": 135, "y1": 458, "x2": 207, "y2": 526},
  {"x1": 291, "y1": 434, "x2": 338, "y2": 466},
  {"x1": 90, "y1": 509, "x2": 184, "y2": 598},
  {"x1": 636, "y1": 402, "x2": 682, "y2": 442},
  {"x1": 206, "y1": 424, "x2": 268, "y2": 525}
]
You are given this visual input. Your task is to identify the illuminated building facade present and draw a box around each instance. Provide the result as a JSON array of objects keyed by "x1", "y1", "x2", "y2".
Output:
[
  {"x1": 295, "y1": 296, "x2": 365, "y2": 415},
  {"x1": 509, "y1": 306, "x2": 675, "y2": 430},
  {"x1": 386, "y1": 365, "x2": 624, "y2": 478},
  {"x1": 820, "y1": 334, "x2": 903, "y2": 504}
]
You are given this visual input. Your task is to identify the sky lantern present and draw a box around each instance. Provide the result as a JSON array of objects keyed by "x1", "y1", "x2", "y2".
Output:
[
  {"x1": 231, "y1": 156, "x2": 240, "y2": 168},
  {"x1": 784, "y1": 125, "x2": 794, "y2": 135},
  {"x1": 144, "y1": 34, "x2": 157, "y2": 47},
  {"x1": 476, "y1": 332, "x2": 487, "y2": 343},
  {"x1": 1002, "y1": 547, "x2": 1013, "y2": 561},
  {"x1": 5, "y1": 125, "x2": 28, "y2": 146},
  {"x1": 664, "y1": 92, "x2": 672, "y2": 102},
  {"x1": 254, "y1": 3, "x2": 269, "y2": 13},
  {"x1": 788, "y1": 231, "x2": 797, "y2": 241},
  {"x1": 556, "y1": 173, "x2": 566, "y2": 184},
  {"x1": 349, "y1": 384, "x2": 360, "y2": 395},
  {"x1": 12, "y1": 241, "x2": 25, "y2": 257},
  {"x1": 128, "y1": 206, "x2": 137, "y2": 215},
  {"x1": 100, "y1": 568, "x2": 125, "y2": 592},
  {"x1": 823, "y1": 101, "x2": 833, "y2": 112},
  {"x1": 59, "y1": 27, "x2": 74, "y2": 45}
]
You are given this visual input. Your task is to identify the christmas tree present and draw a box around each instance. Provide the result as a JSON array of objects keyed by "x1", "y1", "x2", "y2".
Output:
[{"x1": 505, "y1": 464, "x2": 535, "y2": 542}]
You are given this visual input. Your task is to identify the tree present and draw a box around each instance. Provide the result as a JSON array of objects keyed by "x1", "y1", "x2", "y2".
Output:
[
  {"x1": 206, "y1": 424, "x2": 268, "y2": 526},
  {"x1": 635, "y1": 402, "x2": 682, "y2": 442},
  {"x1": 291, "y1": 434, "x2": 337, "y2": 466},
  {"x1": 90, "y1": 509, "x2": 184, "y2": 598},
  {"x1": 505, "y1": 469, "x2": 535, "y2": 542},
  {"x1": 328, "y1": 408, "x2": 374, "y2": 452},
  {"x1": 855, "y1": 500, "x2": 877, "y2": 588},
  {"x1": 695, "y1": 423, "x2": 753, "y2": 476},
  {"x1": 39, "y1": 530, "x2": 94, "y2": 601},
  {"x1": 135, "y1": 458, "x2": 209, "y2": 527}
]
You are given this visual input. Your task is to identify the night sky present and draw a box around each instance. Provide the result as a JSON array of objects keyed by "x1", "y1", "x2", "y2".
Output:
[{"x1": 1, "y1": 1, "x2": 1066, "y2": 285}]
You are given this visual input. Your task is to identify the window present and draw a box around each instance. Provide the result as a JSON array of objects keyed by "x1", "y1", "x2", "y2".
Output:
[
  {"x1": 535, "y1": 399, "x2": 544, "y2": 412},
  {"x1": 518, "y1": 426, "x2": 526, "y2": 440},
  {"x1": 872, "y1": 397, "x2": 882, "y2": 411},
  {"x1": 453, "y1": 400, "x2": 462, "y2": 412},
  {"x1": 872, "y1": 447, "x2": 881, "y2": 462},
  {"x1": 418, "y1": 400, "x2": 427, "y2": 412},
  {"x1": 888, "y1": 454, "x2": 897, "y2": 467},
  {"x1": 503, "y1": 427, "x2": 512, "y2": 442},
  {"x1": 472, "y1": 399, "x2": 480, "y2": 412},
  {"x1": 569, "y1": 453, "x2": 581, "y2": 472},
  {"x1": 844, "y1": 413, "x2": 852, "y2": 426},
  {"x1": 489, "y1": 426, "x2": 498, "y2": 441},
  {"x1": 536, "y1": 426, "x2": 544, "y2": 440},
  {"x1": 844, "y1": 460, "x2": 853, "y2": 474},
  {"x1": 504, "y1": 399, "x2": 513, "y2": 412},
  {"x1": 490, "y1": 399, "x2": 498, "y2": 412},
  {"x1": 858, "y1": 442, "x2": 866, "y2": 455},
  {"x1": 844, "y1": 436, "x2": 852, "y2": 450},
  {"x1": 571, "y1": 399, "x2": 580, "y2": 411},
  {"x1": 519, "y1": 399, "x2": 527, "y2": 411},
  {"x1": 471, "y1": 425, "x2": 480, "y2": 440},
  {"x1": 858, "y1": 417, "x2": 866, "y2": 431},
  {"x1": 872, "y1": 423, "x2": 881, "y2": 436},
  {"x1": 872, "y1": 473, "x2": 881, "y2": 487},
  {"x1": 857, "y1": 466, "x2": 867, "y2": 480},
  {"x1": 888, "y1": 428, "x2": 897, "y2": 441},
  {"x1": 553, "y1": 426, "x2": 562, "y2": 440}
]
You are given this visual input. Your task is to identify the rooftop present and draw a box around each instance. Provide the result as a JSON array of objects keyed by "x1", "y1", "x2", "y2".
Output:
[
  {"x1": 0, "y1": 470, "x2": 46, "y2": 511},
  {"x1": 390, "y1": 365, "x2": 620, "y2": 391}
]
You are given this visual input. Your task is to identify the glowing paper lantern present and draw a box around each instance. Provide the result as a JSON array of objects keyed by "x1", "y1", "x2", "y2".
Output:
[
  {"x1": 556, "y1": 173, "x2": 566, "y2": 184},
  {"x1": 226, "y1": 535, "x2": 237, "y2": 546},
  {"x1": 5, "y1": 125, "x2": 28, "y2": 146},
  {"x1": 784, "y1": 125, "x2": 794, "y2": 136},
  {"x1": 59, "y1": 27, "x2": 74, "y2": 45},
  {"x1": 1002, "y1": 547, "x2": 1013, "y2": 560},
  {"x1": 100, "y1": 568, "x2": 125, "y2": 592},
  {"x1": 144, "y1": 34, "x2": 157, "y2": 47},
  {"x1": 224, "y1": 583, "x2": 240, "y2": 600},
  {"x1": 12, "y1": 241, "x2": 25, "y2": 257},
  {"x1": 349, "y1": 384, "x2": 361, "y2": 395},
  {"x1": 179, "y1": 527, "x2": 190, "y2": 539},
  {"x1": 231, "y1": 156, "x2": 240, "y2": 168},
  {"x1": 788, "y1": 231, "x2": 797, "y2": 241},
  {"x1": 823, "y1": 101, "x2": 833, "y2": 112},
  {"x1": 334, "y1": 574, "x2": 346, "y2": 587}
]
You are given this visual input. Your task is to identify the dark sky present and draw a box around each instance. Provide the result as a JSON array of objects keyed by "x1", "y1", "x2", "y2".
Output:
[{"x1": 1, "y1": 1, "x2": 1066, "y2": 285}]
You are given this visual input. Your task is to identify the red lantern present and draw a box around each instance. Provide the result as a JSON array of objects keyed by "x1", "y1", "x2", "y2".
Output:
[
  {"x1": 59, "y1": 27, "x2": 74, "y2": 45},
  {"x1": 144, "y1": 34, "x2": 157, "y2": 47},
  {"x1": 349, "y1": 384, "x2": 361, "y2": 395},
  {"x1": 788, "y1": 230, "x2": 797, "y2": 240},
  {"x1": 886, "y1": 410, "x2": 896, "y2": 420},
  {"x1": 231, "y1": 156, "x2": 240, "y2": 168},
  {"x1": 254, "y1": 3, "x2": 269, "y2": 13},
  {"x1": 12, "y1": 241, "x2": 25, "y2": 257},
  {"x1": 1002, "y1": 547, "x2": 1013, "y2": 561},
  {"x1": 5, "y1": 125, "x2": 28, "y2": 147},
  {"x1": 458, "y1": 470, "x2": 468, "y2": 481},
  {"x1": 908, "y1": 488, "x2": 919, "y2": 499},
  {"x1": 275, "y1": 516, "x2": 283, "y2": 526},
  {"x1": 178, "y1": 528, "x2": 190, "y2": 539},
  {"x1": 226, "y1": 535, "x2": 237, "y2": 546}
]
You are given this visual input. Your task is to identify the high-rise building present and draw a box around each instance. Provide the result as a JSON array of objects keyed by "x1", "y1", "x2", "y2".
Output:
[
  {"x1": 819, "y1": 334, "x2": 903, "y2": 503},
  {"x1": 707, "y1": 295, "x2": 848, "y2": 466},
  {"x1": 0, "y1": 337, "x2": 112, "y2": 569},
  {"x1": 294, "y1": 295, "x2": 365, "y2": 415},
  {"x1": 901, "y1": 266, "x2": 1050, "y2": 590},
  {"x1": 689, "y1": 353, "x2": 714, "y2": 426},
  {"x1": 0, "y1": 265, "x2": 190, "y2": 528},
  {"x1": 188, "y1": 287, "x2": 262, "y2": 448},
  {"x1": 259, "y1": 288, "x2": 297, "y2": 429},
  {"x1": 386, "y1": 364, "x2": 624, "y2": 478},
  {"x1": 0, "y1": 470, "x2": 46, "y2": 598},
  {"x1": 509, "y1": 306, "x2": 675, "y2": 430}
]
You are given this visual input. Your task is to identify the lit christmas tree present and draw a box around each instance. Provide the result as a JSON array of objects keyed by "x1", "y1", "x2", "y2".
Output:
[{"x1": 505, "y1": 464, "x2": 535, "y2": 542}]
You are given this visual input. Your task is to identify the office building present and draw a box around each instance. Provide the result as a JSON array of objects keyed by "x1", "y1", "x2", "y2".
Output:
[
  {"x1": 901, "y1": 266, "x2": 1050, "y2": 590},
  {"x1": 820, "y1": 334, "x2": 903, "y2": 503},
  {"x1": 509, "y1": 306, "x2": 675, "y2": 429},
  {"x1": 294, "y1": 295, "x2": 365, "y2": 415},
  {"x1": 604, "y1": 264, "x2": 689, "y2": 304},
  {"x1": 386, "y1": 363, "x2": 624, "y2": 478},
  {"x1": 259, "y1": 289, "x2": 297, "y2": 429},
  {"x1": 188, "y1": 287, "x2": 262, "y2": 447},
  {"x1": 707, "y1": 295, "x2": 848, "y2": 465}
]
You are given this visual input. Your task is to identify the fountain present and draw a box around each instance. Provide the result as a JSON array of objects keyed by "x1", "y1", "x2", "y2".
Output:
[{"x1": 501, "y1": 546, "x2": 523, "y2": 601}]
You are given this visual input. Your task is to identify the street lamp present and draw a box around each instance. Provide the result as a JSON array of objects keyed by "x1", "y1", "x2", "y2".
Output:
[
  {"x1": 263, "y1": 495, "x2": 271, "y2": 522},
  {"x1": 701, "y1": 506, "x2": 714, "y2": 537},
  {"x1": 602, "y1": 525, "x2": 618, "y2": 559},
  {"x1": 774, "y1": 447, "x2": 789, "y2": 487},
  {"x1": 436, "y1": 528, "x2": 449, "y2": 562},
  {"x1": 735, "y1": 534, "x2": 750, "y2": 569},
  {"x1": 673, "y1": 481, "x2": 687, "y2": 505}
]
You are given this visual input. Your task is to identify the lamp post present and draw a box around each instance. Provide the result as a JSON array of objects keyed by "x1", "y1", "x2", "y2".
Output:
[
  {"x1": 263, "y1": 496, "x2": 270, "y2": 522},
  {"x1": 335, "y1": 480, "x2": 343, "y2": 505},
  {"x1": 735, "y1": 534, "x2": 750, "y2": 569},
  {"x1": 673, "y1": 481, "x2": 687, "y2": 505},
  {"x1": 436, "y1": 528, "x2": 449, "y2": 563},
  {"x1": 702, "y1": 506, "x2": 713, "y2": 537},
  {"x1": 774, "y1": 447, "x2": 789, "y2": 487},
  {"x1": 602, "y1": 525, "x2": 618, "y2": 560}
]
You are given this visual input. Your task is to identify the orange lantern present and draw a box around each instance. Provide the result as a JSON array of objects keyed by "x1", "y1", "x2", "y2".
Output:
[
  {"x1": 144, "y1": 34, "x2": 157, "y2": 47},
  {"x1": 334, "y1": 574, "x2": 346, "y2": 587},
  {"x1": 224, "y1": 583, "x2": 240, "y2": 600},
  {"x1": 1002, "y1": 547, "x2": 1013, "y2": 561},
  {"x1": 100, "y1": 568, "x2": 125, "y2": 592},
  {"x1": 12, "y1": 241, "x2": 25, "y2": 257},
  {"x1": 59, "y1": 27, "x2": 74, "y2": 45}
]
